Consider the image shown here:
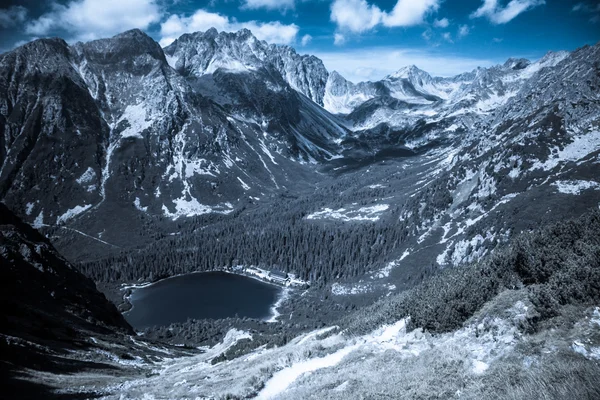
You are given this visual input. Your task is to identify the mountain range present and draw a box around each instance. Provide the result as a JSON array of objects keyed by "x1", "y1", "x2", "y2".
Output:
[
  {"x1": 1, "y1": 28, "x2": 600, "y2": 399},
  {"x1": 1, "y1": 29, "x2": 599, "y2": 267}
]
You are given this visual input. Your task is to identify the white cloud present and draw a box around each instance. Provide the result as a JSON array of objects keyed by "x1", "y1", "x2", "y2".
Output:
[
  {"x1": 159, "y1": 9, "x2": 299, "y2": 46},
  {"x1": 572, "y1": 3, "x2": 585, "y2": 12},
  {"x1": 571, "y1": 2, "x2": 600, "y2": 22},
  {"x1": 330, "y1": 0, "x2": 439, "y2": 34},
  {"x1": 442, "y1": 32, "x2": 453, "y2": 43},
  {"x1": 433, "y1": 18, "x2": 449, "y2": 28},
  {"x1": 334, "y1": 33, "x2": 346, "y2": 45},
  {"x1": 242, "y1": 0, "x2": 295, "y2": 11},
  {"x1": 25, "y1": 0, "x2": 161, "y2": 42},
  {"x1": 301, "y1": 34, "x2": 312, "y2": 46},
  {"x1": 471, "y1": 0, "x2": 545, "y2": 24},
  {"x1": 0, "y1": 6, "x2": 28, "y2": 28},
  {"x1": 572, "y1": 2, "x2": 600, "y2": 13},
  {"x1": 382, "y1": 0, "x2": 440, "y2": 27},
  {"x1": 458, "y1": 24, "x2": 470, "y2": 37},
  {"x1": 313, "y1": 47, "x2": 498, "y2": 82},
  {"x1": 330, "y1": 0, "x2": 383, "y2": 33}
]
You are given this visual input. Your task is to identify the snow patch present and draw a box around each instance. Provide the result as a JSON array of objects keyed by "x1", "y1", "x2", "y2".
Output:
[
  {"x1": 134, "y1": 197, "x2": 148, "y2": 212},
  {"x1": 32, "y1": 211, "x2": 45, "y2": 229},
  {"x1": 165, "y1": 54, "x2": 179, "y2": 69},
  {"x1": 552, "y1": 180, "x2": 600, "y2": 195},
  {"x1": 76, "y1": 167, "x2": 96, "y2": 185},
  {"x1": 472, "y1": 359, "x2": 489, "y2": 374},
  {"x1": 257, "y1": 345, "x2": 357, "y2": 399},
  {"x1": 118, "y1": 104, "x2": 153, "y2": 139},
  {"x1": 162, "y1": 195, "x2": 233, "y2": 219},
  {"x1": 56, "y1": 204, "x2": 92, "y2": 224},
  {"x1": 531, "y1": 131, "x2": 600, "y2": 171},
  {"x1": 25, "y1": 202, "x2": 34, "y2": 216},
  {"x1": 259, "y1": 139, "x2": 278, "y2": 165},
  {"x1": 238, "y1": 177, "x2": 251, "y2": 191},
  {"x1": 307, "y1": 204, "x2": 389, "y2": 222}
]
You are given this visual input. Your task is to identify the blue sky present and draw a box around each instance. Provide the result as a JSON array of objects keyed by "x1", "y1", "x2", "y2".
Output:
[{"x1": 0, "y1": 0, "x2": 598, "y2": 81}]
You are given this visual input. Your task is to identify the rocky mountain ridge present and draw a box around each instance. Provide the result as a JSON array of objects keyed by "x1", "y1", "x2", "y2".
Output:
[
  {"x1": 323, "y1": 49, "x2": 573, "y2": 131},
  {"x1": 0, "y1": 29, "x2": 347, "y2": 245}
]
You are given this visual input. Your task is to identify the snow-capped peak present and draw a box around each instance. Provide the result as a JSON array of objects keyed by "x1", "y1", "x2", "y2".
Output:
[
  {"x1": 536, "y1": 50, "x2": 570, "y2": 68},
  {"x1": 503, "y1": 58, "x2": 531, "y2": 70},
  {"x1": 387, "y1": 65, "x2": 431, "y2": 81},
  {"x1": 163, "y1": 28, "x2": 329, "y2": 105}
]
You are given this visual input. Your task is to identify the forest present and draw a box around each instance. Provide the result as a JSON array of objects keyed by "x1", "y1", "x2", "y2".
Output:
[{"x1": 77, "y1": 169, "x2": 455, "y2": 286}]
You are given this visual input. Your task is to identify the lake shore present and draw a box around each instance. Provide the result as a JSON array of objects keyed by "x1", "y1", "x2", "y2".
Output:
[{"x1": 121, "y1": 271, "x2": 285, "y2": 330}]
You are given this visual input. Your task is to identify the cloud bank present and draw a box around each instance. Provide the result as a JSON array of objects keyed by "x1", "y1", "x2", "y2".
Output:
[
  {"x1": 330, "y1": 0, "x2": 440, "y2": 35},
  {"x1": 470, "y1": 0, "x2": 545, "y2": 24},
  {"x1": 159, "y1": 9, "x2": 299, "y2": 47},
  {"x1": 25, "y1": 0, "x2": 161, "y2": 42},
  {"x1": 241, "y1": 0, "x2": 296, "y2": 12},
  {"x1": 0, "y1": 6, "x2": 28, "y2": 28}
]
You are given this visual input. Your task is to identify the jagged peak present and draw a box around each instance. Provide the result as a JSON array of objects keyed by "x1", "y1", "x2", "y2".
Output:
[
  {"x1": 327, "y1": 70, "x2": 350, "y2": 86},
  {"x1": 1, "y1": 37, "x2": 72, "y2": 67},
  {"x1": 14, "y1": 37, "x2": 69, "y2": 55},
  {"x1": 204, "y1": 27, "x2": 219, "y2": 38},
  {"x1": 503, "y1": 57, "x2": 531, "y2": 70},
  {"x1": 387, "y1": 65, "x2": 430, "y2": 80},
  {"x1": 114, "y1": 28, "x2": 151, "y2": 40},
  {"x1": 235, "y1": 28, "x2": 253, "y2": 38},
  {"x1": 537, "y1": 50, "x2": 570, "y2": 65},
  {"x1": 73, "y1": 28, "x2": 166, "y2": 65},
  {"x1": 166, "y1": 28, "x2": 264, "y2": 49}
]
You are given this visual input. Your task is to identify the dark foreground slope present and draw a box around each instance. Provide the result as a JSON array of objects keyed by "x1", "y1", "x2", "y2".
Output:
[{"x1": 0, "y1": 203, "x2": 133, "y2": 398}]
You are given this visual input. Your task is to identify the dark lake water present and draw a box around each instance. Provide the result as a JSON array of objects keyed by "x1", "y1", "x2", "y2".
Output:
[{"x1": 123, "y1": 271, "x2": 282, "y2": 330}]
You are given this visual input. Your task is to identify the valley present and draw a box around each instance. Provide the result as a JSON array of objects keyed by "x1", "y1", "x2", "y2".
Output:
[{"x1": 1, "y1": 24, "x2": 599, "y2": 400}]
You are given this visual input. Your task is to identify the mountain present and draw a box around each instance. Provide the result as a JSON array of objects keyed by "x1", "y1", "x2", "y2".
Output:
[
  {"x1": 162, "y1": 28, "x2": 345, "y2": 160},
  {"x1": 163, "y1": 28, "x2": 329, "y2": 105},
  {"x1": 1, "y1": 27, "x2": 600, "y2": 400},
  {"x1": 0, "y1": 29, "x2": 598, "y2": 273},
  {"x1": 0, "y1": 29, "x2": 347, "y2": 255},
  {"x1": 0, "y1": 203, "x2": 134, "y2": 396},
  {"x1": 325, "y1": 50, "x2": 571, "y2": 132}
]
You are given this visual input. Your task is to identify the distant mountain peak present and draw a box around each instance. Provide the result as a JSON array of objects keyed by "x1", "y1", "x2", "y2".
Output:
[
  {"x1": 114, "y1": 28, "x2": 150, "y2": 39},
  {"x1": 387, "y1": 65, "x2": 429, "y2": 80},
  {"x1": 538, "y1": 50, "x2": 570, "y2": 66},
  {"x1": 17, "y1": 37, "x2": 70, "y2": 55},
  {"x1": 503, "y1": 57, "x2": 531, "y2": 70},
  {"x1": 235, "y1": 28, "x2": 254, "y2": 38},
  {"x1": 329, "y1": 70, "x2": 347, "y2": 81},
  {"x1": 204, "y1": 27, "x2": 219, "y2": 37}
]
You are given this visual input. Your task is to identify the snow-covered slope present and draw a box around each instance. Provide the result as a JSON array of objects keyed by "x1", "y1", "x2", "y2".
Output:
[
  {"x1": 326, "y1": 50, "x2": 573, "y2": 131},
  {"x1": 316, "y1": 41, "x2": 600, "y2": 278},
  {"x1": 323, "y1": 65, "x2": 443, "y2": 116}
]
